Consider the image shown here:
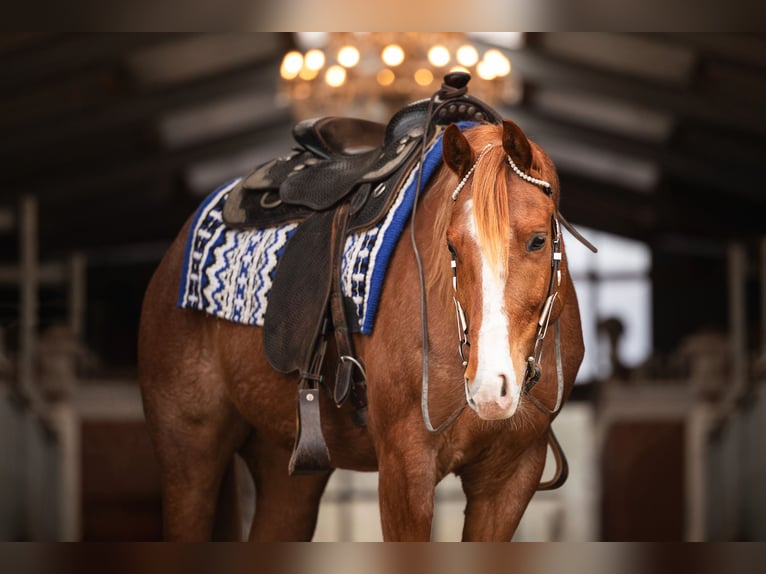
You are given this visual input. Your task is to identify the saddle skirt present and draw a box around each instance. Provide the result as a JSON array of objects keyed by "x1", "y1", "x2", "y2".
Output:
[{"x1": 177, "y1": 133, "x2": 446, "y2": 334}]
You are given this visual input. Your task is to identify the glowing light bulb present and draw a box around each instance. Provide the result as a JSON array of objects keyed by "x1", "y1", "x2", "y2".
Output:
[
  {"x1": 456, "y1": 44, "x2": 479, "y2": 67},
  {"x1": 414, "y1": 68, "x2": 434, "y2": 87},
  {"x1": 476, "y1": 59, "x2": 496, "y2": 80},
  {"x1": 280, "y1": 51, "x2": 303, "y2": 80},
  {"x1": 428, "y1": 45, "x2": 450, "y2": 67},
  {"x1": 483, "y1": 49, "x2": 511, "y2": 77},
  {"x1": 381, "y1": 44, "x2": 405, "y2": 67},
  {"x1": 325, "y1": 65, "x2": 346, "y2": 88},
  {"x1": 496, "y1": 55, "x2": 511, "y2": 77},
  {"x1": 299, "y1": 66, "x2": 319, "y2": 81},
  {"x1": 304, "y1": 49, "x2": 325, "y2": 71},
  {"x1": 337, "y1": 45, "x2": 360, "y2": 68},
  {"x1": 377, "y1": 68, "x2": 395, "y2": 86}
]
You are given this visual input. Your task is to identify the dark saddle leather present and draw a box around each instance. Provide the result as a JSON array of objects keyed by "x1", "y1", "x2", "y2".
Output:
[
  {"x1": 222, "y1": 73, "x2": 503, "y2": 234},
  {"x1": 223, "y1": 99, "x2": 432, "y2": 233},
  {"x1": 292, "y1": 116, "x2": 386, "y2": 158},
  {"x1": 222, "y1": 73, "x2": 503, "y2": 473}
]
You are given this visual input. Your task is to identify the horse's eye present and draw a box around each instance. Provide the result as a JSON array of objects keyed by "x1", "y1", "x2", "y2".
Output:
[
  {"x1": 447, "y1": 242, "x2": 457, "y2": 257},
  {"x1": 527, "y1": 234, "x2": 547, "y2": 252}
]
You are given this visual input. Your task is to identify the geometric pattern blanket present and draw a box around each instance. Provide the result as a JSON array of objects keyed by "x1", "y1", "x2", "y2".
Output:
[{"x1": 177, "y1": 134, "x2": 445, "y2": 334}]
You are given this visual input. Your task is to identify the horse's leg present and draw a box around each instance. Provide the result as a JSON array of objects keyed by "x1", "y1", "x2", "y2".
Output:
[
  {"x1": 151, "y1": 418, "x2": 248, "y2": 541},
  {"x1": 140, "y1": 307, "x2": 251, "y2": 542},
  {"x1": 143, "y1": 373, "x2": 251, "y2": 541},
  {"x1": 139, "y1": 219, "x2": 258, "y2": 540},
  {"x1": 375, "y1": 429, "x2": 438, "y2": 541},
  {"x1": 211, "y1": 456, "x2": 244, "y2": 540},
  {"x1": 240, "y1": 433, "x2": 333, "y2": 541},
  {"x1": 459, "y1": 434, "x2": 548, "y2": 541},
  {"x1": 140, "y1": 295, "x2": 251, "y2": 537}
]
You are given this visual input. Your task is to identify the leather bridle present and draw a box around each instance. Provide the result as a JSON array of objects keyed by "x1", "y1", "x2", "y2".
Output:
[
  {"x1": 407, "y1": 74, "x2": 598, "y2": 435},
  {"x1": 448, "y1": 147, "x2": 567, "y2": 417},
  {"x1": 406, "y1": 78, "x2": 597, "y2": 491}
]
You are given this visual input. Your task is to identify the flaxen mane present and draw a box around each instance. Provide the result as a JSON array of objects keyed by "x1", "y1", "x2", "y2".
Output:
[{"x1": 429, "y1": 124, "x2": 559, "y2": 299}]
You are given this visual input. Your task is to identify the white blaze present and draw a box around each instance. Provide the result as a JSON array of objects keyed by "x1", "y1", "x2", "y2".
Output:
[{"x1": 464, "y1": 199, "x2": 520, "y2": 411}]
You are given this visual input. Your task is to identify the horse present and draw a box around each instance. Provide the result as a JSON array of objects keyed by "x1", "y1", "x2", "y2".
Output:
[{"x1": 138, "y1": 117, "x2": 585, "y2": 541}]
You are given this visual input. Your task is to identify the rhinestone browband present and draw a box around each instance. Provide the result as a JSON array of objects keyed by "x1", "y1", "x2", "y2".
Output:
[{"x1": 506, "y1": 155, "x2": 552, "y2": 194}]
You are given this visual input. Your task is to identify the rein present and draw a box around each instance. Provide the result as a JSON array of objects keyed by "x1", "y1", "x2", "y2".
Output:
[
  {"x1": 410, "y1": 90, "x2": 468, "y2": 433},
  {"x1": 521, "y1": 214, "x2": 565, "y2": 416}
]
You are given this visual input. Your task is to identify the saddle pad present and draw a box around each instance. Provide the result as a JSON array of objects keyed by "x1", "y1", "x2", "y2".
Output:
[{"x1": 178, "y1": 134, "x2": 445, "y2": 334}]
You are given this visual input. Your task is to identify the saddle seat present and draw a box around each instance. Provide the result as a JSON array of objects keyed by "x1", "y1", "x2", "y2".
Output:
[{"x1": 292, "y1": 116, "x2": 386, "y2": 158}]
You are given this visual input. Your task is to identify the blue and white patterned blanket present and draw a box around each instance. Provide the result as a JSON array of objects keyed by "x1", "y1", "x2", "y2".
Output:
[{"x1": 177, "y1": 135, "x2": 445, "y2": 334}]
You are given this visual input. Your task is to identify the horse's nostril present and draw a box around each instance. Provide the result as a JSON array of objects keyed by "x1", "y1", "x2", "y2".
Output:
[{"x1": 499, "y1": 374, "x2": 508, "y2": 397}]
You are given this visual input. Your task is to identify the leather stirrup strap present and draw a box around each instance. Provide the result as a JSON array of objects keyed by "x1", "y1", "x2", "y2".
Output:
[
  {"x1": 537, "y1": 427, "x2": 569, "y2": 490},
  {"x1": 328, "y1": 203, "x2": 355, "y2": 405},
  {"x1": 328, "y1": 203, "x2": 369, "y2": 424}
]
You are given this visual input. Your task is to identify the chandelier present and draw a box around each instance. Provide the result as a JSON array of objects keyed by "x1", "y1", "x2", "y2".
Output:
[{"x1": 278, "y1": 33, "x2": 519, "y2": 122}]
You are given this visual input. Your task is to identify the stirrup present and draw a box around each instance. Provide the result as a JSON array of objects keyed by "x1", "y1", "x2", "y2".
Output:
[{"x1": 288, "y1": 387, "x2": 331, "y2": 475}]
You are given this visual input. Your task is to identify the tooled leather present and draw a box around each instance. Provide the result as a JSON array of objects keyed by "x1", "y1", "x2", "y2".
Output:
[
  {"x1": 222, "y1": 99, "x2": 435, "y2": 231},
  {"x1": 279, "y1": 151, "x2": 379, "y2": 210}
]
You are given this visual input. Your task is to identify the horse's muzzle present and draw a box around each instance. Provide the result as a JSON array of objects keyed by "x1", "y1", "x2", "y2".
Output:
[{"x1": 465, "y1": 373, "x2": 520, "y2": 420}]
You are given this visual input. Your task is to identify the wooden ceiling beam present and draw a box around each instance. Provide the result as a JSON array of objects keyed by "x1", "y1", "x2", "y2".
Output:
[
  {"x1": 514, "y1": 37, "x2": 766, "y2": 138},
  {"x1": 650, "y1": 33, "x2": 766, "y2": 71},
  {"x1": 559, "y1": 170, "x2": 766, "y2": 243},
  {"x1": 12, "y1": 117, "x2": 293, "y2": 204},
  {"x1": 507, "y1": 107, "x2": 764, "y2": 200},
  {"x1": 0, "y1": 33, "x2": 186, "y2": 92},
  {"x1": 556, "y1": 173, "x2": 657, "y2": 241},
  {"x1": 0, "y1": 58, "x2": 281, "y2": 160}
]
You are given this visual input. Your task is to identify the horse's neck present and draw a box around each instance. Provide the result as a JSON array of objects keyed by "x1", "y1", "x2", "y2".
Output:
[{"x1": 416, "y1": 185, "x2": 455, "y2": 314}]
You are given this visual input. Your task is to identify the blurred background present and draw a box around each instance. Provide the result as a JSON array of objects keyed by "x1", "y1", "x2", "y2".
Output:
[{"x1": 0, "y1": 32, "x2": 764, "y2": 541}]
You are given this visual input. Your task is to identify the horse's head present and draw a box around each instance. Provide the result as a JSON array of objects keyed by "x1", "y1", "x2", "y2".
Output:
[{"x1": 439, "y1": 120, "x2": 564, "y2": 421}]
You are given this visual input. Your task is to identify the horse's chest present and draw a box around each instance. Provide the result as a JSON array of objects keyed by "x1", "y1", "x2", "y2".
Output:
[{"x1": 442, "y1": 421, "x2": 544, "y2": 472}]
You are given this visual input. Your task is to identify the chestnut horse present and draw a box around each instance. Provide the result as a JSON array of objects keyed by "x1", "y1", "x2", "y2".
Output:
[{"x1": 138, "y1": 120, "x2": 584, "y2": 541}]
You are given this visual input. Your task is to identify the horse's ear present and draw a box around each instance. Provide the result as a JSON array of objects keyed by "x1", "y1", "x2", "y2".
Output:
[
  {"x1": 502, "y1": 119, "x2": 532, "y2": 172},
  {"x1": 443, "y1": 124, "x2": 475, "y2": 178}
]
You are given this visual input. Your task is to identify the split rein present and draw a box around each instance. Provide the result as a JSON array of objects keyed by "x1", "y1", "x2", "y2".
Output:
[{"x1": 411, "y1": 136, "x2": 598, "y2": 434}]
